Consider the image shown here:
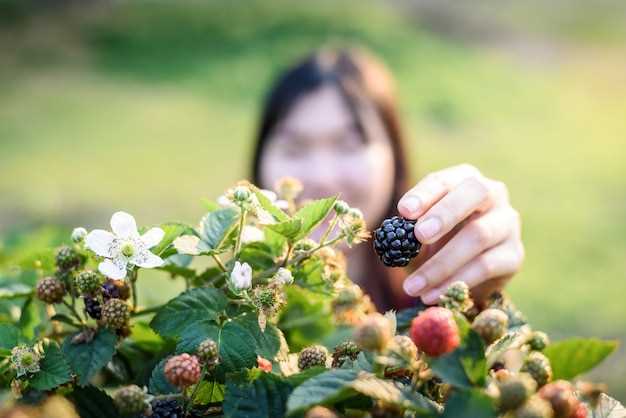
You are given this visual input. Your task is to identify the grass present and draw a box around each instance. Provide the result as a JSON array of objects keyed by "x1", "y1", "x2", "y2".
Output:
[{"x1": 0, "y1": 0, "x2": 625, "y2": 400}]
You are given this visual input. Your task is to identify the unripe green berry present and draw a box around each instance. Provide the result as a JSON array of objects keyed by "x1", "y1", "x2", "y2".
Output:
[
  {"x1": 521, "y1": 352, "x2": 553, "y2": 387},
  {"x1": 233, "y1": 186, "x2": 251, "y2": 202},
  {"x1": 101, "y1": 299, "x2": 130, "y2": 329},
  {"x1": 333, "y1": 200, "x2": 350, "y2": 215},
  {"x1": 197, "y1": 338, "x2": 219, "y2": 366},
  {"x1": 71, "y1": 227, "x2": 88, "y2": 243},
  {"x1": 497, "y1": 373, "x2": 536, "y2": 411},
  {"x1": 390, "y1": 335, "x2": 418, "y2": 361},
  {"x1": 55, "y1": 245, "x2": 84, "y2": 271},
  {"x1": 353, "y1": 313, "x2": 392, "y2": 352},
  {"x1": 113, "y1": 385, "x2": 147, "y2": 415},
  {"x1": 75, "y1": 270, "x2": 102, "y2": 295},
  {"x1": 528, "y1": 331, "x2": 550, "y2": 351},
  {"x1": 472, "y1": 308, "x2": 509, "y2": 344}
]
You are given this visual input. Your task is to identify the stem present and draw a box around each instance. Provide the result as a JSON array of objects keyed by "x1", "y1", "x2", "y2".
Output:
[
  {"x1": 234, "y1": 208, "x2": 247, "y2": 258},
  {"x1": 318, "y1": 214, "x2": 339, "y2": 245},
  {"x1": 211, "y1": 254, "x2": 227, "y2": 273},
  {"x1": 130, "y1": 305, "x2": 164, "y2": 317},
  {"x1": 62, "y1": 300, "x2": 86, "y2": 325},
  {"x1": 184, "y1": 365, "x2": 209, "y2": 416},
  {"x1": 130, "y1": 269, "x2": 138, "y2": 312}
]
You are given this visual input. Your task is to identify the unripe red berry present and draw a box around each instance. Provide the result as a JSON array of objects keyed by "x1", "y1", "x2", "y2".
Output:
[
  {"x1": 538, "y1": 380, "x2": 579, "y2": 418},
  {"x1": 570, "y1": 402, "x2": 588, "y2": 418},
  {"x1": 410, "y1": 307, "x2": 460, "y2": 357},
  {"x1": 164, "y1": 353, "x2": 202, "y2": 388},
  {"x1": 257, "y1": 356, "x2": 272, "y2": 372}
]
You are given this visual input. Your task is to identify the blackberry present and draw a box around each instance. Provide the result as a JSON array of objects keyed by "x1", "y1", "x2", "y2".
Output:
[
  {"x1": 298, "y1": 346, "x2": 328, "y2": 370},
  {"x1": 75, "y1": 270, "x2": 102, "y2": 295},
  {"x1": 196, "y1": 338, "x2": 219, "y2": 366},
  {"x1": 142, "y1": 399, "x2": 183, "y2": 418},
  {"x1": 101, "y1": 299, "x2": 130, "y2": 329},
  {"x1": 55, "y1": 245, "x2": 84, "y2": 271},
  {"x1": 164, "y1": 353, "x2": 202, "y2": 388},
  {"x1": 36, "y1": 277, "x2": 66, "y2": 304},
  {"x1": 521, "y1": 352, "x2": 553, "y2": 387},
  {"x1": 113, "y1": 385, "x2": 147, "y2": 415},
  {"x1": 84, "y1": 296, "x2": 102, "y2": 319},
  {"x1": 102, "y1": 279, "x2": 131, "y2": 301},
  {"x1": 373, "y1": 216, "x2": 421, "y2": 267},
  {"x1": 332, "y1": 341, "x2": 360, "y2": 368}
]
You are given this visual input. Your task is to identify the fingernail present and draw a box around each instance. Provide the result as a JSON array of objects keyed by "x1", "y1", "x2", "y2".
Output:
[
  {"x1": 416, "y1": 217, "x2": 442, "y2": 240},
  {"x1": 403, "y1": 275, "x2": 427, "y2": 296},
  {"x1": 399, "y1": 195, "x2": 421, "y2": 216},
  {"x1": 422, "y1": 289, "x2": 441, "y2": 305}
]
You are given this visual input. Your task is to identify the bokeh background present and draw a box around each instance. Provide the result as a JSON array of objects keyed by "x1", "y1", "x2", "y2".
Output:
[{"x1": 1, "y1": 0, "x2": 625, "y2": 401}]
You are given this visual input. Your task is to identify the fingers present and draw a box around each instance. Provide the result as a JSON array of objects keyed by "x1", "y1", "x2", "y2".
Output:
[
  {"x1": 420, "y1": 237, "x2": 525, "y2": 305},
  {"x1": 414, "y1": 176, "x2": 494, "y2": 244},
  {"x1": 403, "y1": 207, "x2": 517, "y2": 296},
  {"x1": 397, "y1": 164, "x2": 481, "y2": 219}
]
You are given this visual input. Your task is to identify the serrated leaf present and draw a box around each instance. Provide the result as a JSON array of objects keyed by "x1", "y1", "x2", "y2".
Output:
[
  {"x1": 235, "y1": 311, "x2": 282, "y2": 360},
  {"x1": 193, "y1": 380, "x2": 225, "y2": 405},
  {"x1": 430, "y1": 315, "x2": 486, "y2": 388},
  {"x1": 239, "y1": 242, "x2": 276, "y2": 270},
  {"x1": 30, "y1": 342, "x2": 71, "y2": 390},
  {"x1": 200, "y1": 208, "x2": 239, "y2": 248},
  {"x1": 0, "y1": 323, "x2": 19, "y2": 350},
  {"x1": 252, "y1": 188, "x2": 289, "y2": 223},
  {"x1": 266, "y1": 219, "x2": 303, "y2": 241},
  {"x1": 149, "y1": 357, "x2": 179, "y2": 395},
  {"x1": 150, "y1": 287, "x2": 228, "y2": 338},
  {"x1": 544, "y1": 338, "x2": 618, "y2": 380},
  {"x1": 152, "y1": 222, "x2": 194, "y2": 257},
  {"x1": 286, "y1": 369, "x2": 360, "y2": 413},
  {"x1": 441, "y1": 388, "x2": 496, "y2": 418},
  {"x1": 224, "y1": 372, "x2": 293, "y2": 418},
  {"x1": 350, "y1": 373, "x2": 439, "y2": 414},
  {"x1": 590, "y1": 393, "x2": 626, "y2": 418},
  {"x1": 62, "y1": 329, "x2": 116, "y2": 386},
  {"x1": 293, "y1": 197, "x2": 337, "y2": 240},
  {"x1": 69, "y1": 385, "x2": 121, "y2": 418}
]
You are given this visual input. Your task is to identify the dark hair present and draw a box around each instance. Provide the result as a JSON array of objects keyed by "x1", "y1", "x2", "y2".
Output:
[{"x1": 251, "y1": 48, "x2": 414, "y2": 311}]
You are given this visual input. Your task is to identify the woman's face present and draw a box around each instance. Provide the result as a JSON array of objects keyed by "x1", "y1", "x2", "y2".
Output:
[{"x1": 259, "y1": 85, "x2": 395, "y2": 232}]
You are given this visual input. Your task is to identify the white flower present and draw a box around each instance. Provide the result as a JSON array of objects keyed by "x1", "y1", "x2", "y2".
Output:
[
  {"x1": 241, "y1": 225, "x2": 265, "y2": 244},
  {"x1": 85, "y1": 211, "x2": 164, "y2": 279},
  {"x1": 230, "y1": 261, "x2": 252, "y2": 290},
  {"x1": 217, "y1": 194, "x2": 236, "y2": 208},
  {"x1": 259, "y1": 189, "x2": 289, "y2": 210},
  {"x1": 274, "y1": 267, "x2": 293, "y2": 285}
]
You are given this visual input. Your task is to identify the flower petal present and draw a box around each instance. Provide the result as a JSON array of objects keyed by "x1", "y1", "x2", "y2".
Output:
[
  {"x1": 85, "y1": 230, "x2": 116, "y2": 257},
  {"x1": 133, "y1": 251, "x2": 164, "y2": 268},
  {"x1": 173, "y1": 235, "x2": 200, "y2": 255},
  {"x1": 98, "y1": 259, "x2": 127, "y2": 279},
  {"x1": 141, "y1": 227, "x2": 165, "y2": 248},
  {"x1": 110, "y1": 211, "x2": 139, "y2": 238}
]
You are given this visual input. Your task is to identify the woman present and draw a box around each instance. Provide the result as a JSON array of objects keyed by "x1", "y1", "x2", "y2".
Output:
[{"x1": 251, "y1": 48, "x2": 524, "y2": 311}]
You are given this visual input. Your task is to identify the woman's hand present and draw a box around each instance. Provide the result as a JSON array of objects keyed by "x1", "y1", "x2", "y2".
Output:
[{"x1": 397, "y1": 164, "x2": 524, "y2": 305}]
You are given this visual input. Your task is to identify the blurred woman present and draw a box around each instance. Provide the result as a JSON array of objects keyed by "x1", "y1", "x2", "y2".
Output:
[{"x1": 251, "y1": 48, "x2": 524, "y2": 311}]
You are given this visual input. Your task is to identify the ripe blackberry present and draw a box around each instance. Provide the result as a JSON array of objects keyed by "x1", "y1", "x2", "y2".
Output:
[
  {"x1": 83, "y1": 296, "x2": 102, "y2": 319},
  {"x1": 373, "y1": 216, "x2": 421, "y2": 267},
  {"x1": 102, "y1": 279, "x2": 131, "y2": 301},
  {"x1": 141, "y1": 399, "x2": 183, "y2": 418}
]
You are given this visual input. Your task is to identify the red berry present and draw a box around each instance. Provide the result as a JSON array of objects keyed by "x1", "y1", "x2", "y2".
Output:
[
  {"x1": 257, "y1": 356, "x2": 272, "y2": 372},
  {"x1": 538, "y1": 380, "x2": 579, "y2": 418},
  {"x1": 410, "y1": 307, "x2": 460, "y2": 357},
  {"x1": 570, "y1": 402, "x2": 588, "y2": 418},
  {"x1": 164, "y1": 353, "x2": 202, "y2": 388}
]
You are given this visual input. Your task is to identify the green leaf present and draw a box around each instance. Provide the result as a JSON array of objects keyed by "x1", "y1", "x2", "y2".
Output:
[
  {"x1": 235, "y1": 311, "x2": 282, "y2": 360},
  {"x1": 50, "y1": 313, "x2": 80, "y2": 328},
  {"x1": 544, "y1": 337, "x2": 618, "y2": 380},
  {"x1": 350, "y1": 373, "x2": 440, "y2": 414},
  {"x1": 30, "y1": 342, "x2": 71, "y2": 390},
  {"x1": 441, "y1": 388, "x2": 496, "y2": 418},
  {"x1": 252, "y1": 188, "x2": 289, "y2": 223},
  {"x1": 62, "y1": 329, "x2": 117, "y2": 386},
  {"x1": 200, "y1": 208, "x2": 239, "y2": 249},
  {"x1": 589, "y1": 393, "x2": 626, "y2": 418},
  {"x1": 193, "y1": 380, "x2": 225, "y2": 405},
  {"x1": 293, "y1": 197, "x2": 337, "y2": 240},
  {"x1": 224, "y1": 372, "x2": 293, "y2": 418},
  {"x1": 152, "y1": 222, "x2": 194, "y2": 257},
  {"x1": 395, "y1": 303, "x2": 428, "y2": 334},
  {"x1": 239, "y1": 242, "x2": 277, "y2": 270},
  {"x1": 0, "y1": 282, "x2": 33, "y2": 300},
  {"x1": 0, "y1": 323, "x2": 19, "y2": 350},
  {"x1": 149, "y1": 357, "x2": 179, "y2": 395},
  {"x1": 266, "y1": 219, "x2": 302, "y2": 241},
  {"x1": 150, "y1": 287, "x2": 228, "y2": 338},
  {"x1": 18, "y1": 297, "x2": 41, "y2": 340},
  {"x1": 69, "y1": 385, "x2": 121, "y2": 418},
  {"x1": 429, "y1": 315, "x2": 486, "y2": 388},
  {"x1": 286, "y1": 369, "x2": 360, "y2": 413},
  {"x1": 279, "y1": 286, "x2": 334, "y2": 351}
]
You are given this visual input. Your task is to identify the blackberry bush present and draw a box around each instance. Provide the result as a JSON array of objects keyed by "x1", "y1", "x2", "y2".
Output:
[{"x1": 373, "y1": 216, "x2": 421, "y2": 267}]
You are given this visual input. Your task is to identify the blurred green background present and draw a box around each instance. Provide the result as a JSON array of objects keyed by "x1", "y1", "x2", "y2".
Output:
[{"x1": 1, "y1": 0, "x2": 625, "y2": 401}]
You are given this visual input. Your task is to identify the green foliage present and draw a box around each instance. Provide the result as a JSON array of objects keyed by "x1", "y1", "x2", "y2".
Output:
[
  {"x1": 0, "y1": 323, "x2": 19, "y2": 352},
  {"x1": 30, "y1": 342, "x2": 71, "y2": 390},
  {"x1": 149, "y1": 357, "x2": 178, "y2": 395},
  {"x1": 286, "y1": 369, "x2": 360, "y2": 413},
  {"x1": 224, "y1": 372, "x2": 293, "y2": 418},
  {"x1": 200, "y1": 208, "x2": 239, "y2": 250},
  {"x1": 292, "y1": 197, "x2": 337, "y2": 240},
  {"x1": 544, "y1": 337, "x2": 619, "y2": 380},
  {"x1": 69, "y1": 385, "x2": 121, "y2": 418},
  {"x1": 62, "y1": 329, "x2": 117, "y2": 386},
  {"x1": 441, "y1": 389, "x2": 496, "y2": 418}
]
